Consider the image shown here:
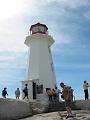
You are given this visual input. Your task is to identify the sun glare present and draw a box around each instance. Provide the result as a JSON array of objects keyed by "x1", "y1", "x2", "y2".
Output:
[{"x1": 0, "y1": 0, "x2": 24, "y2": 20}]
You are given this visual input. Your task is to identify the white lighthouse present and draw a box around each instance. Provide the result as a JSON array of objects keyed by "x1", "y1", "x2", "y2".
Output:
[{"x1": 22, "y1": 23, "x2": 56, "y2": 101}]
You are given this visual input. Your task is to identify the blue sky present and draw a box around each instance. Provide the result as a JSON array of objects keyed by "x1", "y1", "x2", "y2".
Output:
[{"x1": 0, "y1": 0, "x2": 90, "y2": 100}]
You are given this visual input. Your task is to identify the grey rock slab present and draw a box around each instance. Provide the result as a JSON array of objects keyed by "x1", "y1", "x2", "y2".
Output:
[{"x1": 0, "y1": 98, "x2": 32, "y2": 120}]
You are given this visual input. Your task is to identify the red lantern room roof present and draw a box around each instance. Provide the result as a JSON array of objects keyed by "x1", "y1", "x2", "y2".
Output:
[
  {"x1": 30, "y1": 23, "x2": 48, "y2": 31},
  {"x1": 30, "y1": 23, "x2": 48, "y2": 34}
]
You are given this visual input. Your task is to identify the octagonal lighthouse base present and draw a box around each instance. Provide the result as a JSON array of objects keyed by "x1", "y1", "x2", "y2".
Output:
[{"x1": 22, "y1": 79, "x2": 49, "y2": 101}]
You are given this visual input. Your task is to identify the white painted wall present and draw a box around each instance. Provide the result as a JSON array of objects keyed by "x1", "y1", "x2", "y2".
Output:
[
  {"x1": 24, "y1": 34, "x2": 56, "y2": 101},
  {"x1": 22, "y1": 80, "x2": 33, "y2": 100}
]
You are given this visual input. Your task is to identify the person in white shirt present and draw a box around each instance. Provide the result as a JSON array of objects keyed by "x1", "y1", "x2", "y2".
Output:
[{"x1": 15, "y1": 88, "x2": 20, "y2": 99}]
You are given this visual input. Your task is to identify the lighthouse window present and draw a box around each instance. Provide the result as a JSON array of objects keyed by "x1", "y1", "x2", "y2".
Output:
[
  {"x1": 32, "y1": 26, "x2": 39, "y2": 33},
  {"x1": 44, "y1": 28, "x2": 46, "y2": 33},
  {"x1": 38, "y1": 26, "x2": 44, "y2": 32},
  {"x1": 37, "y1": 84, "x2": 43, "y2": 94}
]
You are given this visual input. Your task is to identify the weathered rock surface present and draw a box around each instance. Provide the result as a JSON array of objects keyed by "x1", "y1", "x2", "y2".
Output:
[
  {"x1": 75, "y1": 99, "x2": 90, "y2": 110},
  {"x1": 20, "y1": 110, "x2": 90, "y2": 120},
  {"x1": 0, "y1": 98, "x2": 32, "y2": 120},
  {"x1": 1, "y1": 98, "x2": 90, "y2": 120},
  {"x1": 30, "y1": 100, "x2": 49, "y2": 114}
]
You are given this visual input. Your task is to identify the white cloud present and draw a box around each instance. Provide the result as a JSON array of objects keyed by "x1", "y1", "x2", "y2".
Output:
[
  {"x1": 55, "y1": 63, "x2": 90, "y2": 69},
  {"x1": 55, "y1": 34, "x2": 72, "y2": 44},
  {"x1": 46, "y1": 0, "x2": 90, "y2": 9},
  {"x1": 0, "y1": 0, "x2": 47, "y2": 20},
  {"x1": 0, "y1": 0, "x2": 89, "y2": 21},
  {"x1": 0, "y1": 56, "x2": 15, "y2": 61},
  {"x1": 0, "y1": 0, "x2": 89, "y2": 53},
  {"x1": 61, "y1": 0, "x2": 90, "y2": 8},
  {"x1": 84, "y1": 11, "x2": 90, "y2": 20},
  {"x1": 51, "y1": 33, "x2": 72, "y2": 54},
  {"x1": 0, "y1": 16, "x2": 28, "y2": 52},
  {"x1": 0, "y1": 0, "x2": 25, "y2": 21},
  {"x1": 0, "y1": 0, "x2": 42, "y2": 52}
]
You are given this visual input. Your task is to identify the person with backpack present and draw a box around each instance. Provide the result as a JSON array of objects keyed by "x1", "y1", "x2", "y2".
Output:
[
  {"x1": 60, "y1": 82, "x2": 76, "y2": 119},
  {"x1": 2, "y1": 88, "x2": 8, "y2": 98},
  {"x1": 23, "y1": 84, "x2": 29, "y2": 99},
  {"x1": 69, "y1": 86, "x2": 74, "y2": 102}
]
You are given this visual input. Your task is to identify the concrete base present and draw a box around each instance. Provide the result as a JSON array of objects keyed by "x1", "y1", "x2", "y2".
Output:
[{"x1": 0, "y1": 98, "x2": 32, "y2": 120}]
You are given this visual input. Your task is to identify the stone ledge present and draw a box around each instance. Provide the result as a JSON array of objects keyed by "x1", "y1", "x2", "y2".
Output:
[{"x1": 0, "y1": 98, "x2": 32, "y2": 120}]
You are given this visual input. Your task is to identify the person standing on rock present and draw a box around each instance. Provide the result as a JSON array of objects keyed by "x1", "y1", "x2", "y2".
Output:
[
  {"x1": 15, "y1": 88, "x2": 20, "y2": 99},
  {"x1": 60, "y1": 82, "x2": 76, "y2": 119},
  {"x1": 23, "y1": 84, "x2": 29, "y2": 99},
  {"x1": 83, "y1": 80, "x2": 89, "y2": 100},
  {"x1": 2, "y1": 88, "x2": 8, "y2": 98}
]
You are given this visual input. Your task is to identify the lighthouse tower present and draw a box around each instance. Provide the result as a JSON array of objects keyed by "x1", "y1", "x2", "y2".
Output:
[{"x1": 22, "y1": 23, "x2": 56, "y2": 101}]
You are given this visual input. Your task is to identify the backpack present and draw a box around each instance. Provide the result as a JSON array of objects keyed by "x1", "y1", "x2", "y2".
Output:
[
  {"x1": 2, "y1": 90, "x2": 7, "y2": 96},
  {"x1": 62, "y1": 86, "x2": 72, "y2": 100},
  {"x1": 23, "y1": 89, "x2": 26, "y2": 93},
  {"x1": 23, "y1": 87, "x2": 28, "y2": 93}
]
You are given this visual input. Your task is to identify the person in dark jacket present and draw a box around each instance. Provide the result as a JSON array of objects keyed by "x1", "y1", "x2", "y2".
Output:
[
  {"x1": 2, "y1": 88, "x2": 8, "y2": 98},
  {"x1": 23, "y1": 84, "x2": 29, "y2": 99}
]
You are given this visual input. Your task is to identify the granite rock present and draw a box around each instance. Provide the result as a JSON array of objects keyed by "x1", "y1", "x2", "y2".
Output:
[{"x1": 0, "y1": 98, "x2": 32, "y2": 120}]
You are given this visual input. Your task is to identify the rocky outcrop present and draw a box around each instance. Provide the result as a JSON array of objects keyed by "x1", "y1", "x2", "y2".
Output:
[
  {"x1": 1, "y1": 98, "x2": 90, "y2": 120},
  {"x1": 0, "y1": 98, "x2": 32, "y2": 120},
  {"x1": 75, "y1": 99, "x2": 90, "y2": 110},
  {"x1": 20, "y1": 110, "x2": 90, "y2": 120},
  {"x1": 30, "y1": 100, "x2": 49, "y2": 114},
  {"x1": 48, "y1": 101, "x2": 80, "y2": 112}
]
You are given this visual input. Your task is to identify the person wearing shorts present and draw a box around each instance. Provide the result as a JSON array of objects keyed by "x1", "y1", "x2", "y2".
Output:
[{"x1": 60, "y1": 82, "x2": 76, "y2": 119}]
